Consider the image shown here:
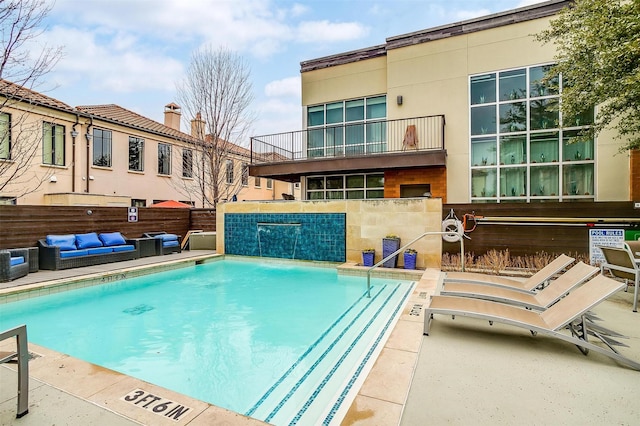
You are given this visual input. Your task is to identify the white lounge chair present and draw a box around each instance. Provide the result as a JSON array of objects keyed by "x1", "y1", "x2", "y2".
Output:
[
  {"x1": 444, "y1": 253, "x2": 574, "y2": 292},
  {"x1": 599, "y1": 244, "x2": 640, "y2": 312},
  {"x1": 425, "y1": 274, "x2": 640, "y2": 370},
  {"x1": 440, "y1": 261, "x2": 598, "y2": 310}
]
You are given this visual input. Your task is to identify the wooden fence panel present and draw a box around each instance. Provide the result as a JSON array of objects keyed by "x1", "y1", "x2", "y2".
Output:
[
  {"x1": 0, "y1": 206, "x2": 191, "y2": 249},
  {"x1": 442, "y1": 201, "x2": 639, "y2": 257},
  {"x1": 189, "y1": 209, "x2": 217, "y2": 232}
]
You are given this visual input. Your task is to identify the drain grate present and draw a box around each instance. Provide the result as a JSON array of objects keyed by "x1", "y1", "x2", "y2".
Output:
[
  {"x1": 418, "y1": 292, "x2": 427, "y2": 299},
  {"x1": 123, "y1": 304, "x2": 154, "y2": 315}
]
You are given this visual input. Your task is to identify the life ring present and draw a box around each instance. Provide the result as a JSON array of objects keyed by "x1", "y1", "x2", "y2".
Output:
[{"x1": 442, "y1": 218, "x2": 463, "y2": 242}]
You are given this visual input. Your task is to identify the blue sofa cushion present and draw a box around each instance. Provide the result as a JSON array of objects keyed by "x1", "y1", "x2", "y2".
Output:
[
  {"x1": 76, "y1": 232, "x2": 103, "y2": 249},
  {"x1": 162, "y1": 240, "x2": 180, "y2": 248},
  {"x1": 111, "y1": 244, "x2": 135, "y2": 253},
  {"x1": 10, "y1": 256, "x2": 25, "y2": 266},
  {"x1": 87, "y1": 247, "x2": 113, "y2": 255},
  {"x1": 46, "y1": 234, "x2": 77, "y2": 251},
  {"x1": 99, "y1": 232, "x2": 127, "y2": 247},
  {"x1": 60, "y1": 249, "x2": 89, "y2": 258},
  {"x1": 156, "y1": 233, "x2": 178, "y2": 242}
]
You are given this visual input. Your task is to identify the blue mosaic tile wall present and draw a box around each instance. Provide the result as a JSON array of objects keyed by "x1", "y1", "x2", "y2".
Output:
[{"x1": 224, "y1": 213, "x2": 346, "y2": 262}]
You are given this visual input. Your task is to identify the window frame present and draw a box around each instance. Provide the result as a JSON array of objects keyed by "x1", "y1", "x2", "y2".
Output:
[
  {"x1": 225, "y1": 159, "x2": 234, "y2": 184},
  {"x1": 42, "y1": 122, "x2": 65, "y2": 166},
  {"x1": 92, "y1": 128, "x2": 112, "y2": 167},
  {"x1": 0, "y1": 112, "x2": 11, "y2": 160},
  {"x1": 157, "y1": 143, "x2": 171, "y2": 175},
  {"x1": 305, "y1": 172, "x2": 384, "y2": 200},
  {"x1": 128, "y1": 136, "x2": 145, "y2": 172},
  {"x1": 306, "y1": 95, "x2": 387, "y2": 158},
  {"x1": 182, "y1": 148, "x2": 193, "y2": 178},
  {"x1": 469, "y1": 63, "x2": 595, "y2": 203}
]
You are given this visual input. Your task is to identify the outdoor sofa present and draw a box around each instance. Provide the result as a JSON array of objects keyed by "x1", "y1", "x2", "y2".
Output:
[
  {"x1": 38, "y1": 232, "x2": 139, "y2": 270},
  {"x1": 0, "y1": 248, "x2": 30, "y2": 282}
]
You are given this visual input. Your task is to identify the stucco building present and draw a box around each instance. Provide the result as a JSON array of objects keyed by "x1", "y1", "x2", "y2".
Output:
[
  {"x1": 0, "y1": 81, "x2": 295, "y2": 206},
  {"x1": 250, "y1": 0, "x2": 639, "y2": 204}
]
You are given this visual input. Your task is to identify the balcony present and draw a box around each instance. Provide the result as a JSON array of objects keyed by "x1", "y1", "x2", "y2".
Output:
[{"x1": 249, "y1": 115, "x2": 446, "y2": 182}]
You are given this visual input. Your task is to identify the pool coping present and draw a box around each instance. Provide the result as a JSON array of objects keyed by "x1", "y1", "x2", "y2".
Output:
[{"x1": 0, "y1": 253, "x2": 441, "y2": 425}]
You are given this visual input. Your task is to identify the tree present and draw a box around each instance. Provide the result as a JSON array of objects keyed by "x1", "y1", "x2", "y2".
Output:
[
  {"x1": 0, "y1": 0, "x2": 63, "y2": 200},
  {"x1": 536, "y1": 0, "x2": 640, "y2": 152},
  {"x1": 175, "y1": 46, "x2": 255, "y2": 207}
]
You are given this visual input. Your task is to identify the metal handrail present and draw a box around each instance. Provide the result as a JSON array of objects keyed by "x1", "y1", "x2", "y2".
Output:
[
  {"x1": 366, "y1": 231, "x2": 464, "y2": 297},
  {"x1": 0, "y1": 324, "x2": 29, "y2": 418}
]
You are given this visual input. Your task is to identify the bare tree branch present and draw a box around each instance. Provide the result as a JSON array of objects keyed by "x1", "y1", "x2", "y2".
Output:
[
  {"x1": 0, "y1": 0, "x2": 63, "y2": 201},
  {"x1": 174, "y1": 45, "x2": 256, "y2": 207}
]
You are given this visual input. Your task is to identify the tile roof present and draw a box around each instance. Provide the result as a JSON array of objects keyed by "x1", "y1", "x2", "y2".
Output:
[
  {"x1": 76, "y1": 104, "x2": 195, "y2": 142},
  {"x1": 0, "y1": 79, "x2": 74, "y2": 111}
]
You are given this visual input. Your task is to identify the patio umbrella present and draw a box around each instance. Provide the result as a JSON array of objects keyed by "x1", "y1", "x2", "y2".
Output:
[{"x1": 150, "y1": 200, "x2": 192, "y2": 208}]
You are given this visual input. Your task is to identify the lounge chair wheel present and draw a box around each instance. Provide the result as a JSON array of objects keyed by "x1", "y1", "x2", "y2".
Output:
[
  {"x1": 577, "y1": 345, "x2": 589, "y2": 355},
  {"x1": 451, "y1": 315, "x2": 455, "y2": 320},
  {"x1": 530, "y1": 330, "x2": 537, "y2": 336},
  {"x1": 489, "y1": 321, "x2": 493, "y2": 326}
]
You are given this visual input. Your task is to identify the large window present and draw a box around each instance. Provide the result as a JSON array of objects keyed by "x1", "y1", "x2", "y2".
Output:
[
  {"x1": 128, "y1": 136, "x2": 144, "y2": 172},
  {"x1": 43, "y1": 122, "x2": 65, "y2": 166},
  {"x1": 158, "y1": 143, "x2": 171, "y2": 175},
  {"x1": 93, "y1": 128, "x2": 112, "y2": 167},
  {"x1": 182, "y1": 149, "x2": 193, "y2": 178},
  {"x1": 306, "y1": 173, "x2": 384, "y2": 200},
  {"x1": 225, "y1": 160, "x2": 233, "y2": 184},
  {"x1": 469, "y1": 64, "x2": 594, "y2": 202},
  {"x1": 0, "y1": 113, "x2": 10, "y2": 160},
  {"x1": 307, "y1": 95, "x2": 387, "y2": 158},
  {"x1": 241, "y1": 163, "x2": 248, "y2": 186}
]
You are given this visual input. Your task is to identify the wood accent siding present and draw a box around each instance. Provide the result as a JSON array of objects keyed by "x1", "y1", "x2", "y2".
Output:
[
  {"x1": 384, "y1": 167, "x2": 447, "y2": 201},
  {"x1": 631, "y1": 149, "x2": 640, "y2": 201},
  {"x1": 442, "y1": 202, "x2": 639, "y2": 258}
]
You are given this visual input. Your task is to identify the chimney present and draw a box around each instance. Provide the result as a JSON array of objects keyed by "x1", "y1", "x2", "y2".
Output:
[
  {"x1": 164, "y1": 103, "x2": 181, "y2": 130},
  {"x1": 191, "y1": 112, "x2": 206, "y2": 139}
]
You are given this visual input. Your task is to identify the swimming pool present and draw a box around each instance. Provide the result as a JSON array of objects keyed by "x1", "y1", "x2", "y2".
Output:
[{"x1": 0, "y1": 259, "x2": 414, "y2": 425}]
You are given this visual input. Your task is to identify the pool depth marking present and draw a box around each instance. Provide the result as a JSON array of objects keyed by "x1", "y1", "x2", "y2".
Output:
[
  {"x1": 289, "y1": 283, "x2": 403, "y2": 425},
  {"x1": 321, "y1": 283, "x2": 415, "y2": 425},
  {"x1": 264, "y1": 284, "x2": 396, "y2": 423},
  {"x1": 121, "y1": 388, "x2": 192, "y2": 421},
  {"x1": 244, "y1": 287, "x2": 374, "y2": 417}
]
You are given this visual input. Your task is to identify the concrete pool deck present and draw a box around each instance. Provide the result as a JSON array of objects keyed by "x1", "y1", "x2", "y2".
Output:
[{"x1": 1, "y1": 252, "x2": 639, "y2": 424}]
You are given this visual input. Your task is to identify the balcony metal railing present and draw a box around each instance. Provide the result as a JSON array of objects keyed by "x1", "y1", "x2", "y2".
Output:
[{"x1": 250, "y1": 115, "x2": 445, "y2": 164}]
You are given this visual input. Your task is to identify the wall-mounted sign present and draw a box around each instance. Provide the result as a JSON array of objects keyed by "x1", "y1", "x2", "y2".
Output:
[
  {"x1": 128, "y1": 207, "x2": 138, "y2": 223},
  {"x1": 589, "y1": 229, "x2": 624, "y2": 265}
]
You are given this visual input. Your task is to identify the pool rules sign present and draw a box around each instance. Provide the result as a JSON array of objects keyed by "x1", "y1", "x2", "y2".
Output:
[{"x1": 589, "y1": 229, "x2": 624, "y2": 265}]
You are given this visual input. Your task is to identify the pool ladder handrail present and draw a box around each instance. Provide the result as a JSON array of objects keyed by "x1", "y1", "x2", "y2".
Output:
[
  {"x1": 0, "y1": 324, "x2": 29, "y2": 418},
  {"x1": 366, "y1": 231, "x2": 465, "y2": 298}
]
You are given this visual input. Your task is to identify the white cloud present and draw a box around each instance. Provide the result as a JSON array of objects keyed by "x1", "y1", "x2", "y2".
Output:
[
  {"x1": 44, "y1": 26, "x2": 183, "y2": 94},
  {"x1": 296, "y1": 20, "x2": 369, "y2": 43},
  {"x1": 264, "y1": 77, "x2": 301, "y2": 98}
]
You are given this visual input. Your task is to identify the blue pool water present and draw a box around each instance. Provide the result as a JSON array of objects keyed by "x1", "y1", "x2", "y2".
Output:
[{"x1": 0, "y1": 259, "x2": 414, "y2": 425}]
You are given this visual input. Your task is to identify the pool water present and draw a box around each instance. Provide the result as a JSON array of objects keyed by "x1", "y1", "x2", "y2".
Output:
[{"x1": 0, "y1": 259, "x2": 414, "y2": 425}]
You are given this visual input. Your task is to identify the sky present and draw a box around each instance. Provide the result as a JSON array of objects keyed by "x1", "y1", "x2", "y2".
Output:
[{"x1": 35, "y1": 0, "x2": 546, "y2": 142}]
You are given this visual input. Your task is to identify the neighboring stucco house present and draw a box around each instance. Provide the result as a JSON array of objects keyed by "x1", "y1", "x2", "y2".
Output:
[
  {"x1": 0, "y1": 81, "x2": 296, "y2": 206},
  {"x1": 250, "y1": 0, "x2": 639, "y2": 203}
]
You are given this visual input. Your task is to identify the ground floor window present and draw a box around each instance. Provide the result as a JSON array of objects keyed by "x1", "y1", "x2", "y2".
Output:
[{"x1": 306, "y1": 173, "x2": 384, "y2": 200}]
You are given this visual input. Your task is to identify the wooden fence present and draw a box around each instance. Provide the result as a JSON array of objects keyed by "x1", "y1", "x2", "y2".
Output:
[
  {"x1": 442, "y1": 201, "x2": 639, "y2": 257},
  {"x1": 1, "y1": 202, "x2": 637, "y2": 258},
  {"x1": 0, "y1": 205, "x2": 216, "y2": 249}
]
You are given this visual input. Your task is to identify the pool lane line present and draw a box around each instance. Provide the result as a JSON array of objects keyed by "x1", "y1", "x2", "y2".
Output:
[
  {"x1": 288, "y1": 283, "x2": 403, "y2": 425},
  {"x1": 244, "y1": 285, "x2": 382, "y2": 417},
  {"x1": 263, "y1": 285, "x2": 391, "y2": 423},
  {"x1": 321, "y1": 282, "x2": 415, "y2": 425}
]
